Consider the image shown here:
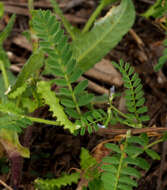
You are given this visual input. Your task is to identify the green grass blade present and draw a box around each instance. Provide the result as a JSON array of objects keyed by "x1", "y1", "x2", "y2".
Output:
[{"x1": 0, "y1": 14, "x2": 16, "y2": 43}]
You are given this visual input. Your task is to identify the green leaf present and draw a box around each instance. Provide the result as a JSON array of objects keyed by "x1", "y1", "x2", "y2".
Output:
[
  {"x1": 88, "y1": 178, "x2": 104, "y2": 190},
  {"x1": 124, "y1": 157, "x2": 150, "y2": 170},
  {"x1": 74, "y1": 80, "x2": 88, "y2": 94},
  {"x1": 10, "y1": 50, "x2": 44, "y2": 93},
  {"x1": 72, "y1": 0, "x2": 135, "y2": 72},
  {"x1": 125, "y1": 145, "x2": 143, "y2": 156},
  {"x1": 69, "y1": 69, "x2": 83, "y2": 83},
  {"x1": 118, "y1": 184, "x2": 133, "y2": 190},
  {"x1": 59, "y1": 88, "x2": 71, "y2": 96},
  {"x1": 0, "y1": 2, "x2": 4, "y2": 19},
  {"x1": 78, "y1": 94, "x2": 94, "y2": 106},
  {"x1": 128, "y1": 67, "x2": 134, "y2": 76},
  {"x1": 125, "y1": 63, "x2": 130, "y2": 71},
  {"x1": 135, "y1": 90, "x2": 144, "y2": 100},
  {"x1": 0, "y1": 129, "x2": 30, "y2": 158},
  {"x1": 136, "y1": 97, "x2": 145, "y2": 107},
  {"x1": 37, "y1": 81, "x2": 78, "y2": 133},
  {"x1": 54, "y1": 78, "x2": 67, "y2": 86},
  {"x1": 0, "y1": 71, "x2": 16, "y2": 100},
  {"x1": 133, "y1": 78, "x2": 141, "y2": 87},
  {"x1": 139, "y1": 115, "x2": 150, "y2": 122},
  {"x1": 136, "y1": 106, "x2": 148, "y2": 114},
  {"x1": 134, "y1": 84, "x2": 143, "y2": 94},
  {"x1": 102, "y1": 156, "x2": 120, "y2": 165},
  {"x1": 105, "y1": 143, "x2": 121, "y2": 154},
  {"x1": 101, "y1": 164, "x2": 117, "y2": 173},
  {"x1": 65, "y1": 108, "x2": 80, "y2": 119},
  {"x1": 140, "y1": 133, "x2": 149, "y2": 146},
  {"x1": 101, "y1": 172, "x2": 116, "y2": 187},
  {"x1": 50, "y1": 0, "x2": 77, "y2": 40},
  {"x1": 163, "y1": 132, "x2": 167, "y2": 141},
  {"x1": 119, "y1": 176, "x2": 137, "y2": 187},
  {"x1": 35, "y1": 172, "x2": 80, "y2": 189},
  {"x1": 127, "y1": 136, "x2": 146, "y2": 146},
  {"x1": 0, "y1": 45, "x2": 11, "y2": 68},
  {"x1": 0, "y1": 14, "x2": 16, "y2": 43},
  {"x1": 49, "y1": 68, "x2": 64, "y2": 77},
  {"x1": 145, "y1": 149, "x2": 160, "y2": 160},
  {"x1": 80, "y1": 147, "x2": 97, "y2": 170},
  {"x1": 131, "y1": 73, "x2": 138, "y2": 82},
  {"x1": 61, "y1": 98, "x2": 76, "y2": 108},
  {"x1": 121, "y1": 166, "x2": 141, "y2": 178}
]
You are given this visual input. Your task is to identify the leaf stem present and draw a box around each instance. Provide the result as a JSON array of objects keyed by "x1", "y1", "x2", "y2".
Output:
[
  {"x1": 64, "y1": 74, "x2": 82, "y2": 116},
  {"x1": 114, "y1": 130, "x2": 131, "y2": 190},
  {"x1": 133, "y1": 138, "x2": 163, "y2": 159},
  {"x1": 24, "y1": 115, "x2": 60, "y2": 126},
  {"x1": 82, "y1": 2, "x2": 104, "y2": 33},
  {"x1": 0, "y1": 60, "x2": 9, "y2": 90},
  {"x1": 82, "y1": 0, "x2": 118, "y2": 33},
  {"x1": 145, "y1": 138, "x2": 163, "y2": 150},
  {"x1": 110, "y1": 104, "x2": 128, "y2": 120},
  {"x1": 28, "y1": 0, "x2": 34, "y2": 12}
]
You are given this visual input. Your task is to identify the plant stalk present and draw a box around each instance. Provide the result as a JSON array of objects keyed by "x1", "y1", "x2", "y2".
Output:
[
  {"x1": 28, "y1": 0, "x2": 34, "y2": 13},
  {"x1": 0, "y1": 60, "x2": 9, "y2": 90},
  {"x1": 82, "y1": 2, "x2": 104, "y2": 33}
]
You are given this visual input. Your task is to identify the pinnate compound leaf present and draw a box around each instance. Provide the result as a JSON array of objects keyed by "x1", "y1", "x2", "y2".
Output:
[
  {"x1": 37, "y1": 81, "x2": 79, "y2": 133},
  {"x1": 72, "y1": 0, "x2": 135, "y2": 72},
  {"x1": 35, "y1": 172, "x2": 80, "y2": 189}
]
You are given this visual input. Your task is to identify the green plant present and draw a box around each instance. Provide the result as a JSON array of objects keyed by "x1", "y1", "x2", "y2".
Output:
[
  {"x1": 154, "y1": 35, "x2": 167, "y2": 71},
  {"x1": 142, "y1": 0, "x2": 167, "y2": 19},
  {"x1": 35, "y1": 132, "x2": 165, "y2": 190},
  {"x1": 142, "y1": 0, "x2": 167, "y2": 71},
  {"x1": 35, "y1": 147, "x2": 98, "y2": 190},
  {"x1": 0, "y1": 0, "x2": 166, "y2": 189}
]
